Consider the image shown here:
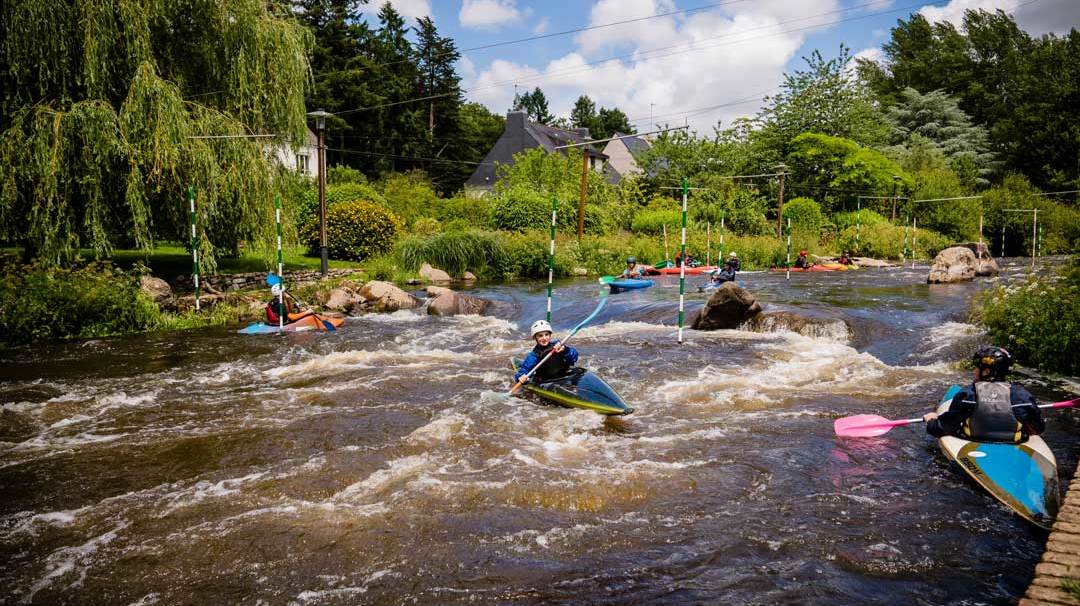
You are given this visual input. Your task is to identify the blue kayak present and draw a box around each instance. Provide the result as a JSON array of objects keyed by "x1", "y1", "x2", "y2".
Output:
[
  {"x1": 935, "y1": 384, "x2": 1060, "y2": 529},
  {"x1": 607, "y1": 278, "x2": 653, "y2": 293}
]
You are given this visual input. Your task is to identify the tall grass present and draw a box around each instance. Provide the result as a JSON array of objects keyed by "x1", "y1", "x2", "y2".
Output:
[{"x1": 397, "y1": 231, "x2": 504, "y2": 276}]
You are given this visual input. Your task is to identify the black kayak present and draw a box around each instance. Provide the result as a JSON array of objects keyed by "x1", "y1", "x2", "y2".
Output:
[{"x1": 510, "y1": 358, "x2": 634, "y2": 415}]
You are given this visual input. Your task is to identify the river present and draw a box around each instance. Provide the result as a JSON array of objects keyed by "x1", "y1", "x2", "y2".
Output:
[{"x1": 2, "y1": 260, "x2": 1077, "y2": 605}]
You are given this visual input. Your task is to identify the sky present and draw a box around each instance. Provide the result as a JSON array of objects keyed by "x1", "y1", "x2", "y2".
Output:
[{"x1": 372, "y1": 0, "x2": 1080, "y2": 133}]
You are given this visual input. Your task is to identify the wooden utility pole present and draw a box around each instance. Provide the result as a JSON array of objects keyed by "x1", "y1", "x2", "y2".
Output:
[{"x1": 775, "y1": 164, "x2": 788, "y2": 238}]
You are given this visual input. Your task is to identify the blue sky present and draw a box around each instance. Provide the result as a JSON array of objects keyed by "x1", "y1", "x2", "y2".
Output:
[{"x1": 376, "y1": 0, "x2": 1079, "y2": 132}]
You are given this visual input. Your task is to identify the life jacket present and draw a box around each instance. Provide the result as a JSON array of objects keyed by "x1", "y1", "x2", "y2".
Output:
[
  {"x1": 531, "y1": 342, "x2": 572, "y2": 383},
  {"x1": 961, "y1": 381, "x2": 1024, "y2": 443},
  {"x1": 266, "y1": 298, "x2": 289, "y2": 324}
]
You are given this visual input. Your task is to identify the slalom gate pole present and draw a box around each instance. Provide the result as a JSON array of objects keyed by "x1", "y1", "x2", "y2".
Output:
[
  {"x1": 718, "y1": 214, "x2": 725, "y2": 265},
  {"x1": 547, "y1": 196, "x2": 557, "y2": 323},
  {"x1": 275, "y1": 194, "x2": 284, "y2": 329},
  {"x1": 188, "y1": 186, "x2": 200, "y2": 312},
  {"x1": 706, "y1": 222, "x2": 711, "y2": 268},
  {"x1": 678, "y1": 177, "x2": 689, "y2": 344},
  {"x1": 912, "y1": 216, "x2": 917, "y2": 270},
  {"x1": 786, "y1": 218, "x2": 791, "y2": 280},
  {"x1": 856, "y1": 197, "x2": 861, "y2": 254},
  {"x1": 663, "y1": 223, "x2": 670, "y2": 263}
]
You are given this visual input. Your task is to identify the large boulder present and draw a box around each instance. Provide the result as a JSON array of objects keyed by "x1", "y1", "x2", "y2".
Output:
[
  {"x1": 140, "y1": 275, "x2": 176, "y2": 311},
  {"x1": 419, "y1": 263, "x2": 451, "y2": 283},
  {"x1": 745, "y1": 311, "x2": 851, "y2": 342},
  {"x1": 426, "y1": 287, "x2": 491, "y2": 316},
  {"x1": 955, "y1": 242, "x2": 1001, "y2": 276},
  {"x1": 359, "y1": 281, "x2": 419, "y2": 312},
  {"x1": 927, "y1": 246, "x2": 978, "y2": 284},
  {"x1": 324, "y1": 287, "x2": 363, "y2": 313},
  {"x1": 690, "y1": 282, "x2": 763, "y2": 330}
]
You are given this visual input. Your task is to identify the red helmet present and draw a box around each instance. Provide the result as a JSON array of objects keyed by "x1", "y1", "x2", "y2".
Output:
[{"x1": 799, "y1": 250, "x2": 808, "y2": 256}]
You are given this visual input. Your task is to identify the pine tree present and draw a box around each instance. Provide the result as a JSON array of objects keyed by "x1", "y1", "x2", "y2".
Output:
[{"x1": 513, "y1": 87, "x2": 554, "y2": 125}]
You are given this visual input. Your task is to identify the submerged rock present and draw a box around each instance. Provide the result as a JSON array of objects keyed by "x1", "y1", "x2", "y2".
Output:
[
  {"x1": 691, "y1": 282, "x2": 762, "y2": 330},
  {"x1": 426, "y1": 287, "x2": 491, "y2": 316},
  {"x1": 359, "y1": 281, "x2": 419, "y2": 312},
  {"x1": 745, "y1": 311, "x2": 851, "y2": 342},
  {"x1": 927, "y1": 246, "x2": 977, "y2": 284},
  {"x1": 852, "y1": 257, "x2": 897, "y2": 268}
]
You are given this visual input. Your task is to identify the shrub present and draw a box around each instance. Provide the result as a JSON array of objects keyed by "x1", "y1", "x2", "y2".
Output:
[
  {"x1": 833, "y1": 209, "x2": 890, "y2": 231},
  {"x1": 326, "y1": 165, "x2": 368, "y2": 185},
  {"x1": 0, "y1": 262, "x2": 162, "y2": 345},
  {"x1": 836, "y1": 222, "x2": 950, "y2": 260},
  {"x1": 300, "y1": 199, "x2": 402, "y2": 261},
  {"x1": 782, "y1": 197, "x2": 825, "y2": 232},
  {"x1": 398, "y1": 230, "x2": 503, "y2": 276},
  {"x1": 378, "y1": 171, "x2": 440, "y2": 226},
  {"x1": 975, "y1": 262, "x2": 1080, "y2": 375},
  {"x1": 489, "y1": 186, "x2": 604, "y2": 234},
  {"x1": 431, "y1": 195, "x2": 490, "y2": 225},
  {"x1": 296, "y1": 182, "x2": 386, "y2": 228},
  {"x1": 631, "y1": 209, "x2": 684, "y2": 235}
]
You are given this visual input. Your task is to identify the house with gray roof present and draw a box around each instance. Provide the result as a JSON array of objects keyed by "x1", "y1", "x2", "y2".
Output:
[
  {"x1": 601, "y1": 132, "x2": 651, "y2": 181},
  {"x1": 465, "y1": 111, "x2": 608, "y2": 197}
]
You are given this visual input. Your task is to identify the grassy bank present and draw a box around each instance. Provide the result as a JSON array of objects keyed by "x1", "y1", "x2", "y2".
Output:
[{"x1": 974, "y1": 260, "x2": 1080, "y2": 375}]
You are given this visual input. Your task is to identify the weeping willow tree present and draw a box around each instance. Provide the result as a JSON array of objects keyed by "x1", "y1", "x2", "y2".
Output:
[{"x1": 0, "y1": 0, "x2": 313, "y2": 269}]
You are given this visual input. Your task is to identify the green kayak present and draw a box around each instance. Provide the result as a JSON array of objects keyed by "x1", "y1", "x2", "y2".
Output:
[{"x1": 510, "y1": 358, "x2": 634, "y2": 415}]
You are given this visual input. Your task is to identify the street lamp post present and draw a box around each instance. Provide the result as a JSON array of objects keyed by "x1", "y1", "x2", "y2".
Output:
[{"x1": 307, "y1": 108, "x2": 331, "y2": 276}]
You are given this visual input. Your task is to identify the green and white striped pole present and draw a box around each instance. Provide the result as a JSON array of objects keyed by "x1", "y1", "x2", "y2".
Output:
[
  {"x1": 912, "y1": 216, "x2": 917, "y2": 270},
  {"x1": 275, "y1": 194, "x2": 284, "y2": 329},
  {"x1": 546, "y1": 196, "x2": 557, "y2": 323},
  {"x1": 678, "y1": 177, "x2": 688, "y2": 344},
  {"x1": 786, "y1": 217, "x2": 791, "y2": 280},
  {"x1": 188, "y1": 186, "x2": 200, "y2": 312},
  {"x1": 718, "y1": 212, "x2": 725, "y2": 265}
]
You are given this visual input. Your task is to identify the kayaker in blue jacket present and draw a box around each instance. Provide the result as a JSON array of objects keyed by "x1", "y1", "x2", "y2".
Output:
[
  {"x1": 620, "y1": 256, "x2": 646, "y2": 279},
  {"x1": 923, "y1": 346, "x2": 1044, "y2": 442},
  {"x1": 514, "y1": 320, "x2": 579, "y2": 386}
]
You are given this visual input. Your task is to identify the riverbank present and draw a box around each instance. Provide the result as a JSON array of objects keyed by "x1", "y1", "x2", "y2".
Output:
[{"x1": 1023, "y1": 470, "x2": 1080, "y2": 605}]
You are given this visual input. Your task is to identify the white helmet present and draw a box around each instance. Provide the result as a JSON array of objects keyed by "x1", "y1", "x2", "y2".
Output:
[
  {"x1": 530, "y1": 320, "x2": 553, "y2": 337},
  {"x1": 270, "y1": 283, "x2": 284, "y2": 296},
  {"x1": 729, "y1": 251, "x2": 737, "y2": 257}
]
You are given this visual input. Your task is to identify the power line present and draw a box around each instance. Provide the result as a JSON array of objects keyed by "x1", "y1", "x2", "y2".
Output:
[{"x1": 330, "y1": 0, "x2": 926, "y2": 117}]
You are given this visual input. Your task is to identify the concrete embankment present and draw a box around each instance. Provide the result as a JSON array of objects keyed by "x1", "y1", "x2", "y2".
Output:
[{"x1": 1022, "y1": 475, "x2": 1080, "y2": 605}]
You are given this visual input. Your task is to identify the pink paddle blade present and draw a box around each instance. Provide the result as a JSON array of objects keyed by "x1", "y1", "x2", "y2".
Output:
[{"x1": 834, "y1": 414, "x2": 911, "y2": 438}]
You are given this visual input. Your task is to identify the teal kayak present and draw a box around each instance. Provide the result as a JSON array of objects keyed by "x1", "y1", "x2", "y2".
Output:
[
  {"x1": 935, "y1": 384, "x2": 1060, "y2": 528},
  {"x1": 510, "y1": 358, "x2": 633, "y2": 415},
  {"x1": 606, "y1": 278, "x2": 653, "y2": 293}
]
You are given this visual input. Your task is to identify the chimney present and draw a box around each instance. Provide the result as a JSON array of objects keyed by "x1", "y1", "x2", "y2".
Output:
[
  {"x1": 573, "y1": 127, "x2": 591, "y2": 138},
  {"x1": 507, "y1": 110, "x2": 527, "y2": 131}
]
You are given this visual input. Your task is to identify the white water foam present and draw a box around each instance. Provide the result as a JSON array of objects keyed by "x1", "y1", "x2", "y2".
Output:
[{"x1": 22, "y1": 521, "x2": 129, "y2": 603}]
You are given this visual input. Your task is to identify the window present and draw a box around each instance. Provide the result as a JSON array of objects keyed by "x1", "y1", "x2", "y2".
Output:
[{"x1": 296, "y1": 154, "x2": 310, "y2": 175}]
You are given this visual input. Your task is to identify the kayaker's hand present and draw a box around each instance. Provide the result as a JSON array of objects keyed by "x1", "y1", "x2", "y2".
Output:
[
  {"x1": 553, "y1": 343, "x2": 564, "y2": 354},
  {"x1": 517, "y1": 376, "x2": 529, "y2": 385},
  {"x1": 922, "y1": 412, "x2": 938, "y2": 422}
]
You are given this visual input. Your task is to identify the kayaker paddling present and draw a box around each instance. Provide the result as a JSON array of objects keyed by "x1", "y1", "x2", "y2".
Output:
[
  {"x1": 923, "y1": 346, "x2": 1045, "y2": 442},
  {"x1": 621, "y1": 256, "x2": 646, "y2": 279},
  {"x1": 794, "y1": 250, "x2": 813, "y2": 269},
  {"x1": 514, "y1": 320, "x2": 579, "y2": 386},
  {"x1": 265, "y1": 282, "x2": 316, "y2": 326}
]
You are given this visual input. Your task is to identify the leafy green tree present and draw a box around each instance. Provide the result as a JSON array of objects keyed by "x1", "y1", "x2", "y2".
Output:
[
  {"x1": 755, "y1": 46, "x2": 889, "y2": 159},
  {"x1": 0, "y1": 0, "x2": 312, "y2": 266},
  {"x1": 512, "y1": 87, "x2": 554, "y2": 125},
  {"x1": 786, "y1": 133, "x2": 910, "y2": 215},
  {"x1": 592, "y1": 107, "x2": 634, "y2": 140},
  {"x1": 861, "y1": 9, "x2": 1080, "y2": 189}
]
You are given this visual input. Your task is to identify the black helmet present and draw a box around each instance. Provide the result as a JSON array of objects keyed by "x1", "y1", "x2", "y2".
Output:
[
  {"x1": 973, "y1": 346, "x2": 1012, "y2": 379},
  {"x1": 626, "y1": 256, "x2": 636, "y2": 264}
]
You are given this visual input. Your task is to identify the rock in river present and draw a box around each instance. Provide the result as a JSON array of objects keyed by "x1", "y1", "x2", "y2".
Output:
[
  {"x1": 691, "y1": 282, "x2": 762, "y2": 330},
  {"x1": 927, "y1": 246, "x2": 978, "y2": 284},
  {"x1": 359, "y1": 281, "x2": 419, "y2": 312},
  {"x1": 426, "y1": 286, "x2": 491, "y2": 316}
]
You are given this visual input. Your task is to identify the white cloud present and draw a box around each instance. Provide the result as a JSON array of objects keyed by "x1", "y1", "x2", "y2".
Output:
[
  {"x1": 464, "y1": 7, "x2": 810, "y2": 132},
  {"x1": 460, "y1": 0, "x2": 525, "y2": 30},
  {"x1": 919, "y1": 0, "x2": 1080, "y2": 36},
  {"x1": 852, "y1": 46, "x2": 885, "y2": 65},
  {"x1": 533, "y1": 17, "x2": 550, "y2": 35},
  {"x1": 383, "y1": 0, "x2": 431, "y2": 20}
]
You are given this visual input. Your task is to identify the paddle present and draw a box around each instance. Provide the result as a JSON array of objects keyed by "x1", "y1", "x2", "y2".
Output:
[
  {"x1": 509, "y1": 279, "x2": 609, "y2": 396},
  {"x1": 834, "y1": 397, "x2": 1080, "y2": 438},
  {"x1": 265, "y1": 273, "x2": 336, "y2": 331}
]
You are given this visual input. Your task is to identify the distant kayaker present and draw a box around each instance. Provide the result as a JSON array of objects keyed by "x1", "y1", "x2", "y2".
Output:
[
  {"x1": 513, "y1": 320, "x2": 580, "y2": 386},
  {"x1": 621, "y1": 256, "x2": 646, "y2": 279},
  {"x1": 794, "y1": 250, "x2": 812, "y2": 269},
  {"x1": 923, "y1": 346, "x2": 1045, "y2": 442},
  {"x1": 726, "y1": 251, "x2": 740, "y2": 272},
  {"x1": 838, "y1": 251, "x2": 855, "y2": 266},
  {"x1": 266, "y1": 283, "x2": 313, "y2": 325}
]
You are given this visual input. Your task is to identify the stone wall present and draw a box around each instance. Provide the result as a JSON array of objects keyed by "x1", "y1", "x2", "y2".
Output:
[{"x1": 171, "y1": 269, "x2": 362, "y2": 293}]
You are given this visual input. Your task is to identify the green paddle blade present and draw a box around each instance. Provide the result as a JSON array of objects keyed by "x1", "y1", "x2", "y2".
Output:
[{"x1": 599, "y1": 275, "x2": 615, "y2": 284}]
